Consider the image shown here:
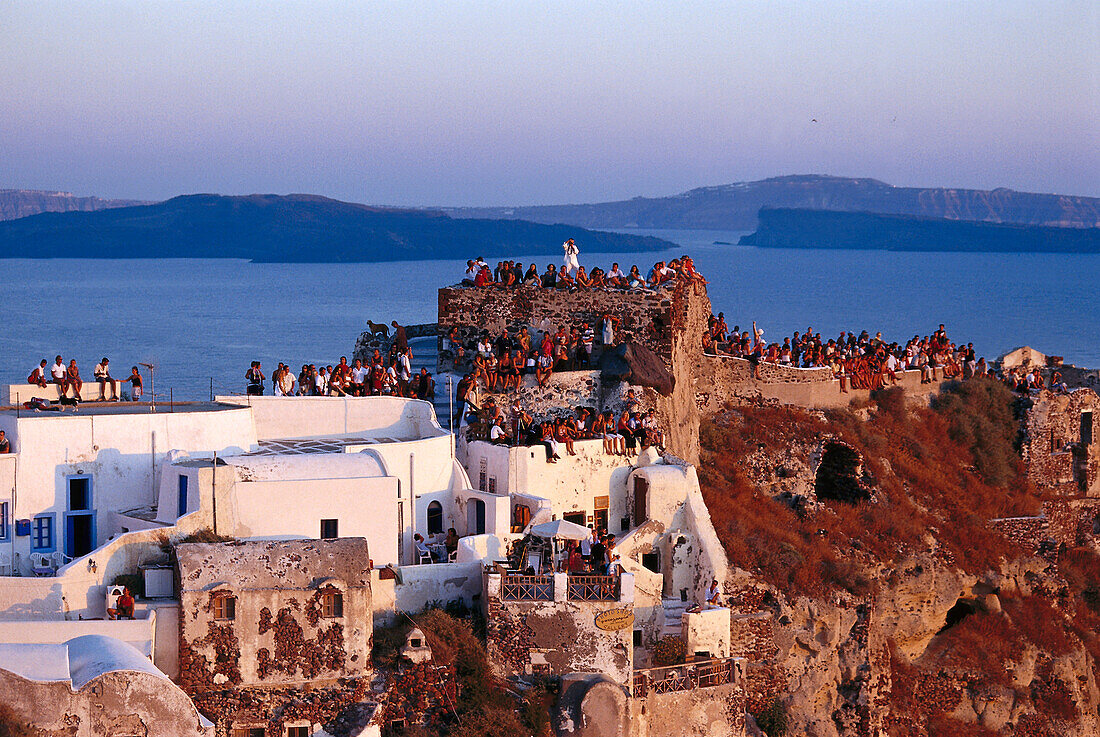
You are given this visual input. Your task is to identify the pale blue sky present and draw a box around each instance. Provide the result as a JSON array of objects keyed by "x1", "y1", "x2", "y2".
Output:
[{"x1": 1, "y1": 1, "x2": 1097, "y2": 206}]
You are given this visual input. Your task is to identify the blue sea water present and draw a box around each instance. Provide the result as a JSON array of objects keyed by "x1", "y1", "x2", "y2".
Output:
[{"x1": 2, "y1": 228, "x2": 1098, "y2": 400}]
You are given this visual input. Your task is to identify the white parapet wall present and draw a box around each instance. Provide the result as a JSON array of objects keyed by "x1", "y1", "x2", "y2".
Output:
[{"x1": 215, "y1": 394, "x2": 446, "y2": 441}]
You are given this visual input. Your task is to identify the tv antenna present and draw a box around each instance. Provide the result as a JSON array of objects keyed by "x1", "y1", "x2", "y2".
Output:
[{"x1": 139, "y1": 363, "x2": 156, "y2": 412}]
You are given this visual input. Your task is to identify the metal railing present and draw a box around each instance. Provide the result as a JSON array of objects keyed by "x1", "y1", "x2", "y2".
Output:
[
  {"x1": 567, "y1": 574, "x2": 620, "y2": 601},
  {"x1": 500, "y1": 574, "x2": 554, "y2": 601},
  {"x1": 631, "y1": 657, "x2": 739, "y2": 697}
]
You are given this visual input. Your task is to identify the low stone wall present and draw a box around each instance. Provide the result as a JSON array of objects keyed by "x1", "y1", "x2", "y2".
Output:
[
  {"x1": 629, "y1": 679, "x2": 745, "y2": 737},
  {"x1": 693, "y1": 358, "x2": 942, "y2": 411},
  {"x1": 990, "y1": 516, "x2": 1049, "y2": 553}
]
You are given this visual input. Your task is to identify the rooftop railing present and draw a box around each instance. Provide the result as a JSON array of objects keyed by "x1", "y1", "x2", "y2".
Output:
[
  {"x1": 631, "y1": 657, "x2": 740, "y2": 698},
  {"x1": 500, "y1": 574, "x2": 554, "y2": 601},
  {"x1": 567, "y1": 574, "x2": 620, "y2": 601}
]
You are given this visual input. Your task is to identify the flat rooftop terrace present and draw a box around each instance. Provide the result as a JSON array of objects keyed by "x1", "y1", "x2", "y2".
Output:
[
  {"x1": 0, "y1": 401, "x2": 243, "y2": 418},
  {"x1": 243, "y1": 433, "x2": 424, "y2": 456}
]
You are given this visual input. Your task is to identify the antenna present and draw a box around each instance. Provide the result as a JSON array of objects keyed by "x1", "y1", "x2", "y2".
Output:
[{"x1": 139, "y1": 363, "x2": 156, "y2": 413}]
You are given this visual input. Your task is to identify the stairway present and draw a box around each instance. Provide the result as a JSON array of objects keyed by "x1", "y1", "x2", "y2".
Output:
[
  {"x1": 409, "y1": 337, "x2": 456, "y2": 431},
  {"x1": 661, "y1": 598, "x2": 690, "y2": 638}
]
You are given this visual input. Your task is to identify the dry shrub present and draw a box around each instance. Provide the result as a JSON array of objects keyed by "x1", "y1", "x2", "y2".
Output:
[
  {"x1": 922, "y1": 609, "x2": 1021, "y2": 686},
  {"x1": 699, "y1": 395, "x2": 1041, "y2": 597},
  {"x1": 931, "y1": 377, "x2": 1025, "y2": 488},
  {"x1": 1000, "y1": 595, "x2": 1075, "y2": 657}
]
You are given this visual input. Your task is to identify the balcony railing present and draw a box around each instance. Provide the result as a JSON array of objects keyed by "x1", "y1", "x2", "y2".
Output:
[
  {"x1": 631, "y1": 658, "x2": 740, "y2": 698},
  {"x1": 567, "y1": 575, "x2": 620, "y2": 601},
  {"x1": 500, "y1": 574, "x2": 554, "y2": 601}
]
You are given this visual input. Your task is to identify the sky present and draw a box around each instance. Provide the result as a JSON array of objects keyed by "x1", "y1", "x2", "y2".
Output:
[{"x1": 1, "y1": 1, "x2": 1097, "y2": 207}]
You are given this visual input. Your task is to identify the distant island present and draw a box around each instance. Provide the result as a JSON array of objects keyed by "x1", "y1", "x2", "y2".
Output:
[
  {"x1": 0, "y1": 193, "x2": 673, "y2": 262},
  {"x1": 739, "y1": 207, "x2": 1100, "y2": 253},
  {"x1": 446, "y1": 174, "x2": 1100, "y2": 230},
  {"x1": 0, "y1": 189, "x2": 149, "y2": 221}
]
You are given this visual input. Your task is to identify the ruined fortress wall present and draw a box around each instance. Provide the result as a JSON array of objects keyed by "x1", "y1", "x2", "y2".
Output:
[
  {"x1": 1024, "y1": 389, "x2": 1100, "y2": 496},
  {"x1": 439, "y1": 282, "x2": 955, "y2": 463},
  {"x1": 438, "y1": 285, "x2": 674, "y2": 358}
]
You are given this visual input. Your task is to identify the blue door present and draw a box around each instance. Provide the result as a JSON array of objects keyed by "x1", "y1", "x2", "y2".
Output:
[{"x1": 65, "y1": 512, "x2": 96, "y2": 559}]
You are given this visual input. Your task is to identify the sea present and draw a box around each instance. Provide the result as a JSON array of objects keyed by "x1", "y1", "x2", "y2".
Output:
[{"x1": 3, "y1": 228, "x2": 1098, "y2": 401}]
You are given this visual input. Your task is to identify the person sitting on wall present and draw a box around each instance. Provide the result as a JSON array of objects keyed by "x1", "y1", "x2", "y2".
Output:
[
  {"x1": 94, "y1": 357, "x2": 119, "y2": 401},
  {"x1": 489, "y1": 416, "x2": 510, "y2": 445},
  {"x1": 66, "y1": 359, "x2": 84, "y2": 401},
  {"x1": 108, "y1": 587, "x2": 135, "y2": 620},
  {"x1": 0, "y1": 430, "x2": 10, "y2": 454},
  {"x1": 28, "y1": 359, "x2": 49, "y2": 388},
  {"x1": 706, "y1": 579, "x2": 723, "y2": 607},
  {"x1": 50, "y1": 355, "x2": 69, "y2": 393}
]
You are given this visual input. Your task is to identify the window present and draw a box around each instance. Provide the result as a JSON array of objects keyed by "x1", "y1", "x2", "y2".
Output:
[
  {"x1": 321, "y1": 591, "x2": 343, "y2": 618},
  {"x1": 478, "y1": 458, "x2": 487, "y2": 491},
  {"x1": 231, "y1": 728, "x2": 265, "y2": 737},
  {"x1": 426, "y1": 501, "x2": 443, "y2": 535},
  {"x1": 68, "y1": 477, "x2": 92, "y2": 511},
  {"x1": 287, "y1": 727, "x2": 309, "y2": 737},
  {"x1": 178, "y1": 475, "x2": 189, "y2": 517},
  {"x1": 487, "y1": 476, "x2": 497, "y2": 494},
  {"x1": 213, "y1": 593, "x2": 236, "y2": 621},
  {"x1": 633, "y1": 629, "x2": 643, "y2": 647},
  {"x1": 320, "y1": 519, "x2": 339, "y2": 540},
  {"x1": 32, "y1": 514, "x2": 54, "y2": 551},
  {"x1": 0, "y1": 502, "x2": 8, "y2": 541}
]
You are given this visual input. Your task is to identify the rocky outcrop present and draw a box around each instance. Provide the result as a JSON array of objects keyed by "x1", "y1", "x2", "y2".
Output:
[{"x1": 600, "y1": 342, "x2": 675, "y2": 395}]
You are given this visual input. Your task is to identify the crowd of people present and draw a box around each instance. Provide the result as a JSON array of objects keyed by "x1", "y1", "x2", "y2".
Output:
[
  {"x1": 702, "y1": 318, "x2": 999, "y2": 391},
  {"x1": 24, "y1": 355, "x2": 143, "y2": 402},
  {"x1": 444, "y1": 317, "x2": 621, "y2": 386},
  {"x1": 245, "y1": 352, "x2": 436, "y2": 401},
  {"x1": 459, "y1": 242, "x2": 708, "y2": 292},
  {"x1": 456, "y1": 395, "x2": 664, "y2": 463}
]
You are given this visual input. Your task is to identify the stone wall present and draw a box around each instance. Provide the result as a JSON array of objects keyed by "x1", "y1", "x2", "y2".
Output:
[
  {"x1": 1024, "y1": 388, "x2": 1100, "y2": 496},
  {"x1": 483, "y1": 572, "x2": 634, "y2": 685},
  {"x1": 629, "y1": 680, "x2": 746, "y2": 737}
]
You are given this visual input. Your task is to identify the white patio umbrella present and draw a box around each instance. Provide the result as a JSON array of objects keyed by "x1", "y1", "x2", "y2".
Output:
[{"x1": 529, "y1": 519, "x2": 591, "y2": 541}]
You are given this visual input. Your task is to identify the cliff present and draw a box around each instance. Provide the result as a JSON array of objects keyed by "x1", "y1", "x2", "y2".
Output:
[
  {"x1": 700, "y1": 389, "x2": 1100, "y2": 737},
  {"x1": 0, "y1": 188, "x2": 149, "y2": 221},
  {"x1": 738, "y1": 207, "x2": 1100, "y2": 253},
  {"x1": 448, "y1": 175, "x2": 1100, "y2": 231},
  {"x1": 0, "y1": 193, "x2": 672, "y2": 262}
]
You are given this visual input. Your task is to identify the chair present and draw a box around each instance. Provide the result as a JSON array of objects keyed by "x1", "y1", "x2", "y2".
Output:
[
  {"x1": 417, "y1": 549, "x2": 433, "y2": 565},
  {"x1": 52, "y1": 551, "x2": 72, "y2": 569},
  {"x1": 30, "y1": 552, "x2": 55, "y2": 577},
  {"x1": 0, "y1": 551, "x2": 11, "y2": 576}
]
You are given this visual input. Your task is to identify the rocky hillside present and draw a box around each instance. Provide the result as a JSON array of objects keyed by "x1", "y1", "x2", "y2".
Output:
[
  {"x1": 0, "y1": 193, "x2": 672, "y2": 262},
  {"x1": 447, "y1": 175, "x2": 1100, "y2": 231},
  {"x1": 699, "y1": 381, "x2": 1100, "y2": 737},
  {"x1": 0, "y1": 189, "x2": 148, "y2": 221}
]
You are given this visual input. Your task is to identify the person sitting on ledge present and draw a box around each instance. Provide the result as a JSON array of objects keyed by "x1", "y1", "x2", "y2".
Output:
[
  {"x1": 0, "y1": 430, "x2": 10, "y2": 454},
  {"x1": 541, "y1": 263, "x2": 558, "y2": 288},
  {"x1": 108, "y1": 586, "x2": 135, "y2": 620},
  {"x1": 28, "y1": 359, "x2": 49, "y2": 388},
  {"x1": 93, "y1": 357, "x2": 119, "y2": 401},
  {"x1": 607, "y1": 262, "x2": 626, "y2": 288},
  {"x1": 66, "y1": 359, "x2": 84, "y2": 401},
  {"x1": 50, "y1": 355, "x2": 68, "y2": 392},
  {"x1": 706, "y1": 579, "x2": 722, "y2": 606}
]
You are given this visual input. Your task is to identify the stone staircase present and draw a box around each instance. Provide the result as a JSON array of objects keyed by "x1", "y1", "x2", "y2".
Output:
[
  {"x1": 661, "y1": 598, "x2": 690, "y2": 639},
  {"x1": 409, "y1": 337, "x2": 456, "y2": 431}
]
